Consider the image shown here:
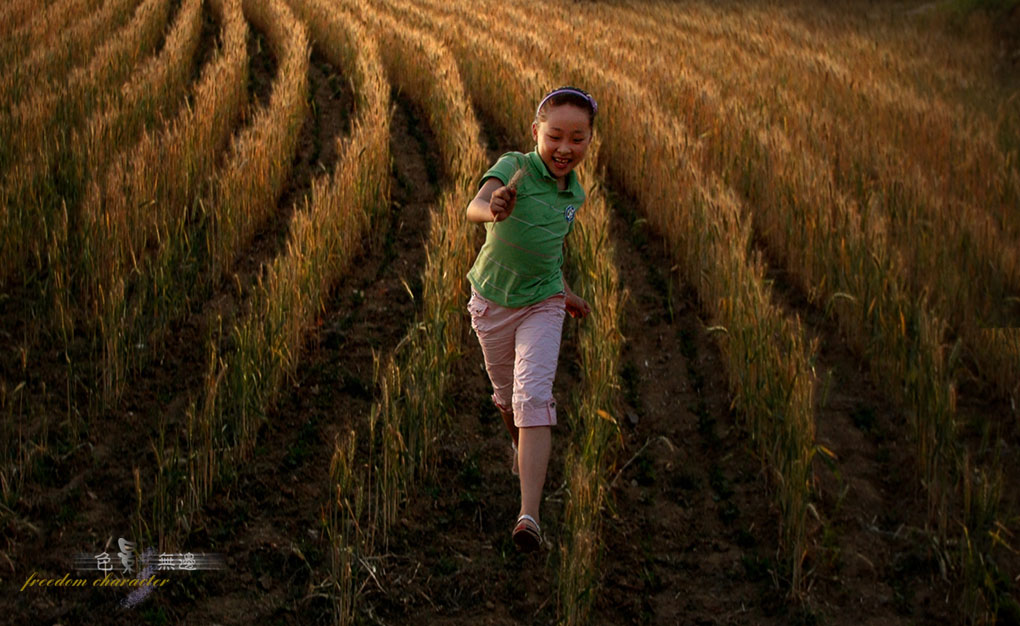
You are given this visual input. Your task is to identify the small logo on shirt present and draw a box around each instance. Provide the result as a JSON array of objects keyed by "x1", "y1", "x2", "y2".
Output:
[{"x1": 564, "y1": 205, "x2": 576, "y2": 223}]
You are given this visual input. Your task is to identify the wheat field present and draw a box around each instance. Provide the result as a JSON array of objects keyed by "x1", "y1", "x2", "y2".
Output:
[{"x1": 1, "y1": 0, "x2": 1018, "y2": 623}]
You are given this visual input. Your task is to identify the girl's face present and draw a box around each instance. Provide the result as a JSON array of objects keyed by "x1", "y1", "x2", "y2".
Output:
[{"x1": 532, "y1": 103, "x2": 592, "y2": 184}]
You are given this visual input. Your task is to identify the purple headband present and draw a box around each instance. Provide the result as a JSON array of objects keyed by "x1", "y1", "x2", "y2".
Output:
[{"x1": 535, "y1": 87, "x2": 598, "y2": 119}]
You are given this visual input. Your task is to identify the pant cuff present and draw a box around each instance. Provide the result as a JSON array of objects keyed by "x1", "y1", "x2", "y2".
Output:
[{"x1": 512, "y1": 399, "x2": 557, "y2": 428}]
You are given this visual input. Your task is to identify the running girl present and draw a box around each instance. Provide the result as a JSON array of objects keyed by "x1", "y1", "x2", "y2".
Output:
[{"x1": 465, "y1": 86, "x2": 596, "y2": 553}]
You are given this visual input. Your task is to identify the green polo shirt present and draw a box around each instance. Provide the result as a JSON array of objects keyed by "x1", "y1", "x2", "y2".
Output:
[{"x1": 467, "y1": 151, "x2": 586, "y2": 308}]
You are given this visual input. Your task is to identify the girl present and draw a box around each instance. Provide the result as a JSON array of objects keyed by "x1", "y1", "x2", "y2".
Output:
[{"x1": 465, "y1": 86, "x2": 596, "y2": 553}]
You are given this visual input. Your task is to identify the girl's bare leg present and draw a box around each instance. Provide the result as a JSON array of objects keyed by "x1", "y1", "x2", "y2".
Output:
[
  {"x1": 498, "y1": 406, "x2": 520, "y2": 475},
  {"x1": 498, "y1": 405, "x2": 519, "y2": 446},
  {"x1": 517, "y1": 425, "x2": 551, "y2": 524}
]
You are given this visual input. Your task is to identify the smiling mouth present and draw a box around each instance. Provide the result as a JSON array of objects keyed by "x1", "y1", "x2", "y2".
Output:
[{"x1": 552, "y1": 155, "x2": 571, "y2": 168}]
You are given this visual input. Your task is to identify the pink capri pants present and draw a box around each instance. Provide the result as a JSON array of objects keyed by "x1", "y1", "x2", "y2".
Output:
[{"x1": 467, "y1": 288, "x2": 567, "y2": 428}]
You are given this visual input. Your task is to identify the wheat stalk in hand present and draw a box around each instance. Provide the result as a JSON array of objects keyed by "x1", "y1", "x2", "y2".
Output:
[{"x1": 507, "y1": 164, "x2": 528, "y2": 191}]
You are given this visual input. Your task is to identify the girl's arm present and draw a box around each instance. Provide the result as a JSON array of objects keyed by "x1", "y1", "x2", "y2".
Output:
[{"x1": 467, "y1": 177, "x2": 516, "y2": 223}]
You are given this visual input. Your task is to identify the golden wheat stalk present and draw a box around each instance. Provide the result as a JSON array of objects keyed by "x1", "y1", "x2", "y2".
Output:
[
  {"x1": 506, "y1": 163, "x2": 528, "y2": 191},
  {"x1": 79, "y1": 0, "x2": 248, "y2": 404},
  {"x1": 0, "y1": 0, "x2": 139, "y2": 108},
  {"x1": 206, "y1": 0, "x2": 311, "y2": 283},
  {"x1": 188, "y1": 0, "x2": 391, "y2": 541},
  {"x1": 0, "y1": 0, "x2": 177, "y2": 290},
  {"x1": 0, "y1": 0, "x2": 104, "y2": 68},
  {"x1": 1, "y1": 0, "x2": 171, "y2": 170},
  {"x1": 41, "y1": 0, "x2": 203, "y2": 340}
]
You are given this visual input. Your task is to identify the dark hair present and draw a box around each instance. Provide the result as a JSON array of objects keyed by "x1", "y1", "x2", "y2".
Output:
[{"x1": 535, "y1": 86, "x2": 597, "y2": 127}]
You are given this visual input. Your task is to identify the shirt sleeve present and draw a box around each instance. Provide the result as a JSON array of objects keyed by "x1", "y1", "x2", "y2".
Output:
[{"x1": 479, "y1": 152, "x2": 524, "y2": 188}]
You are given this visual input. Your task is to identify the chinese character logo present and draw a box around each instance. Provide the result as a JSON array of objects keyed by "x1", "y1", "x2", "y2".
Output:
[
  {"x1": 118, "y1": 538, "x2": 136, "y2": 574},
  {"x1": 76, "y1": 538, "x2": 226, "y2": 574},
  {"x1": 158, "y1": 553, "x2": 177, "y2": 571}
]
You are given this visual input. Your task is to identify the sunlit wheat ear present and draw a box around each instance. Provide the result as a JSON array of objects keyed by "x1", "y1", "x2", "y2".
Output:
[{"x1": 507, "y1": 164, "x2": 529, "y2": 191}]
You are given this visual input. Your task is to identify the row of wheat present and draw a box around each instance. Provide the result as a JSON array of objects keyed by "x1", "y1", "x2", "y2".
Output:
[
  {"x1": 111, "y1": 0, "x2": 311, "y2": 418},
  {"x1": 352, "y1": 0, "x2": 487, "y2": 522},
  {"x1": 0, "y1": 0, "x2": 140, "y2": 112},
  {"x1": 321, "y1": 1, "x2": 489, "y2": 621},
  {"x1": 558, "y1": 136, "x2": 625, "y2": 624},
  {"x1": 0, "y1": 0, "x2": 62, "y2": 45},
  {"x1": 558, "y1": 1, "x2": 1016, "y2": 615},
  {"x1": 148, "y1": 0, "x2": 391, "y2": 556},
  {"x1": 1, "y1": 0, "x2": 101, "y2": 67},
  {"x1": 0, "y1": 0, "x2": 204, "y2": 504},
  {"x1": 0, "y1": 0, "x2": 174, "y2": 287},
  {"x1": 3, "y1": 0, "x2": 92, "y2": 71},
  {"x1": 73, "y1": 0, "x2": 247, "y2": 405},
  {"x1": 203, "y1": 0, "x2": 310, "y2": 285}
]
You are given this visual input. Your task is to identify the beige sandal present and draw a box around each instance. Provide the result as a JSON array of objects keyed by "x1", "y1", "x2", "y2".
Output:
[{"x1": 512, "y1": 514, "x2": 542, "y2": 552}]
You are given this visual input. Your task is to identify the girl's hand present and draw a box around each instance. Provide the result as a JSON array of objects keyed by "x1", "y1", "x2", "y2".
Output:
[
  {"x1": 565, "y1": 292, "x2": 591, "y2": 319},
  {"x1": 489, "y1": 185, "x2": 516, "y2": 222}
]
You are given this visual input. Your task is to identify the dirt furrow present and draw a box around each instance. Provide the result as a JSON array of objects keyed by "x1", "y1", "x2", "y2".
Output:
[
  {"x1": 587, "y1": 188, "x2": 778, "y2": 625},
  {"x1": 314, "y1": 109, "x2": 582, "y2": 626},
  {"x1": 171, "y1": 93, "x2": 438, "y2": 624},
  {"x1": 749, "y1": 235, "x2": 954, "y2": 624},
  {"x1": 203, "y1": 46, "x2": 355, "y2": 341},
  {"x1": 591, "y1": 191, "x2": 954, "y2": 624}
]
